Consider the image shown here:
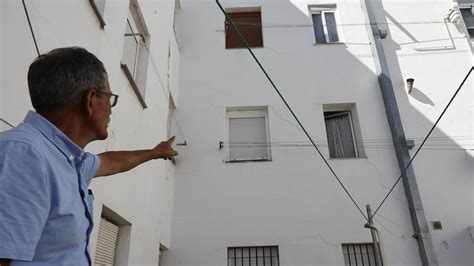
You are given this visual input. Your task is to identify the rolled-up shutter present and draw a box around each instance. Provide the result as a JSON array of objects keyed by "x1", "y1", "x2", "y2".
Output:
[
  {"x1": 229, "y1": 117, "x2": 268, "y2": 161},
  {"x1": 94, "y1": 218, "x2": 119, "y2": 265}
]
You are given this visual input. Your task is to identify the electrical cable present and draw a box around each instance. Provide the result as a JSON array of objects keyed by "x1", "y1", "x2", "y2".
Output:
[
  {"x1": 22, "y1": 0, "x2": 40, "y2": 57},
  {"x1": 215, "y1": 0, "x2": 368, "y2": 222},
  {"x1": 0, "y1": 118, "x2": 15, "y2": 128},
  {"x1": 370, "y1": 66, "x2": 473, "y2": 220}
]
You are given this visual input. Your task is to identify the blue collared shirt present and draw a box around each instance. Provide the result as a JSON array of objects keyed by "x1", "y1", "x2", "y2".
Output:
[{"x1": 0, "y1": 111, "x2": 100, "y2": 265}]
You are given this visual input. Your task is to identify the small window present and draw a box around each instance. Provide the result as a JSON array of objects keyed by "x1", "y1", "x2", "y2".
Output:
[
  {"x1": 121, "y1": 0, "x2": 149, "y2": 108},
  {"x1": 324, "y1": 111, "x2": 358, "y2": 158},
  {"x1": 225, "y1": 10, "x2": 263, "y2": 49},
  {"x1": 94, "y1": 206, "x2": 131, "y2": 265},
  {"x1": 89, "y1": 0, "x2": 106, "y2": 28},
  {"x1": 309, "y1": 5, "x2": 341, "y2": 44},
  {"x1": 342, "y1": 243, "x2": 381, "y2": 266},
  {"x1": 94, "y1": 217, "x2": 119, "y2": 265},
  {"x1": 228, "y1": 246, "x2": 279, "y2": 266},
  {"x1": 460, "y1": 6, "x2": 474, "y2": 38},
  {"x1": 227, "y1": 108, "x2": 270, "y2": 162}
]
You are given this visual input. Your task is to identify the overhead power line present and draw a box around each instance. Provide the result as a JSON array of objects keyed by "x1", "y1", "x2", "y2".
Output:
[
  {"x1": 215, "y1": 0, "x2": 369, "y2": 222},
  {"x1": 22, "y1": 0, "x2": 40, "y2": 56},
  {"x1": 370, "y1": 66, "x2": 473, "y2": 220}
]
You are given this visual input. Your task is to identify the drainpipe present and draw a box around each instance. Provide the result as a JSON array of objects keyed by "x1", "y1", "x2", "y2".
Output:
[{"x1": 360, "y1": 0, "x2": 438, "y2": 265}]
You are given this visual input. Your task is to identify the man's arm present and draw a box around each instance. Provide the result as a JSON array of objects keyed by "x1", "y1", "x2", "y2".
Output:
[
  {"x1": 0, "y1": 259, "x2": 11, "y2": 266},
  {"x1": 95, "y1": 136, "x2": 178, "y2": 177}
]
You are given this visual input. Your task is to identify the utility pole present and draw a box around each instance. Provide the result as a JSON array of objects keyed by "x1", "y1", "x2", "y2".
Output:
[{"x1": 366, "y1": 205, "x2": 383, "y2": 266}]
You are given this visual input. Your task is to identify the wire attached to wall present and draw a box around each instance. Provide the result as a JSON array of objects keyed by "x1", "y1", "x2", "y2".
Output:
[
  {"x1": 215, "y1": 0, "x2": 368, "y2": 222},
  {"x1": 0, "y1": 118, "x2": 15, "y2": 128},
  {"x1": 370, "y1": 66, "x2": 473, "y2": 220},
  {"x1": 22, "y1": 0, "x2": 40, "y2": 57}
]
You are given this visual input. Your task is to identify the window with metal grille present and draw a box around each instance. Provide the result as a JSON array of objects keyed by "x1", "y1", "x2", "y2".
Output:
[
  {"x1": 460, "y1": 5, "x2": 474, "y2": 37},
  {"x1": 227, "y1": 246, "x2": 279, "y2": 266},
  {"x1": 342, "y1": 243, "x2": 381, "y2": 266},
  {"x1": 324, "y1": 111, "x2": 359, "y2": 158},
  {"x1": 225, "y1": 10, "x2": 263, "y2": 49},
  {"x1": 121, "y1": 0, "x2": 149, "y2": 108},
  {"x1": 89, "y1": 0, "x2": 106, "y2": 28},
  {"x1": 309, "y1": 5, "x2": 341, "y2": 44},
  {"x1": 94, "y1": 218, "x2": 119, "y2": 265},
  {"x1": 227, "y1": 108, "x2": 270, "y2": 162}
]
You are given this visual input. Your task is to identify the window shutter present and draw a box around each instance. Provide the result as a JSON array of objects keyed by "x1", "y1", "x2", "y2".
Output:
[
  {"x1": 229, "y1": 117, "x2": 268, "y2": 160},
  {"x1": 226, "y1": 11, "x2": 263, "y2": 48},
  {"x1": 94, "y1": 218, "x2": 119, "y2": 265}
]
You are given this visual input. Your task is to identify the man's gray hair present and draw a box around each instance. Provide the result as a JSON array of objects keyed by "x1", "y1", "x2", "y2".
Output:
[{"x1": 28, "y1": 47, "x2": 108, "y2": 112}]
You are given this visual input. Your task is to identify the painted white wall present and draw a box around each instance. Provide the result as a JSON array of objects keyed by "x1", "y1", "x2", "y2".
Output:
[
  {"x1": 372, "y1": 0, "x2": 474, "y2": 265},
  {"x1": 165, "y1": 0, "x2": 473, "y2": 265},
  {"x1": 1, "y1": 0, "x2": 180, "y2": 265}
]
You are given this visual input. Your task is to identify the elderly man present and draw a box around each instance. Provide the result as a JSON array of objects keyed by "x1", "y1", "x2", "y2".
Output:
[{"x1": 0, "y1": 47, "x2": 177, "y2": 265}]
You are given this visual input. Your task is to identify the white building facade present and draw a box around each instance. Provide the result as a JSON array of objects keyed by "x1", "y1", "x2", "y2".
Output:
[
  {"x1": 165, "y1": 0, "x2": 473, "y2": 265},
  {"x1": 1, "y1": 0, "x2": 181, "y2": 265},
  {"x1": 1, "y1": 0, "x2": 473, "y2": 265}
]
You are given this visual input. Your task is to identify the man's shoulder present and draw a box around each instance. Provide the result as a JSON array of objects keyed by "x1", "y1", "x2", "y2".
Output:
[{"x1": 0, "y1": 123, "x2": 46, "y2": 150}]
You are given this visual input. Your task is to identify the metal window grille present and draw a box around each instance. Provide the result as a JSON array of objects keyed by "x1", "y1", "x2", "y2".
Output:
[
  {"x1": 324, "y1": 111, "x2": 359, "y2": 158},
  {"x1": 227, "y1": 246, "x2": 279, "y2": 266},
  {"x1": 342, "y1": 243, "x2": 382, "y2": 266}
]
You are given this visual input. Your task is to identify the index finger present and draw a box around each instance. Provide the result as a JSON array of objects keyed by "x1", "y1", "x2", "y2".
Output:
[{"x1": 167, "y1": 136, "x2": 176, "y2": 144}]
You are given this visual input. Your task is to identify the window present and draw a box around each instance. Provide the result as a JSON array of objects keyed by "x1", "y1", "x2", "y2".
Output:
[
  {"x1": 460, "y1": 5, "x2": 474, "y2": 37},
  {"x1": 227, "y1": 108, "x2": 270, "y2": 161},
  {"x1": 94, "y1": 217, "x2": 119, "y2": 265},
  {"x1": 225, "y1": 9, "x2": 263, "y2": 49},
  {"x1": 121, "y1": 0, "x2": 149, "y2": 108},
  {"x1": 89, "y1": 0, "x2": 106, "y2": 28},
  {"x1": 94, "y1": 206, "x2": 132, "y2": 266},
  {"x1": 228, "y1": 246, "x2": 279, "y2": 266},
  {"x1": 309, "y1": 5, "x2": 341, "y2": 44},
  {"x1": 324, "y1": 111, "x2": 358, "y2": 158},
  {"x1": 342, "y1": 243, "x2": 381, "y2": 266}
]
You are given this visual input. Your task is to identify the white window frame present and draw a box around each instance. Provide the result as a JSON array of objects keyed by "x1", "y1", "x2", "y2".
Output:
[
  {"x1": 226, "y1": 107, "x2": 271, "y2": 162},
  {"x1": 309, "y1": 5, "x2": 343, "y2": 44},
  {"x1": 121, "y1": 0, "x2": 150, "y2": 108}
]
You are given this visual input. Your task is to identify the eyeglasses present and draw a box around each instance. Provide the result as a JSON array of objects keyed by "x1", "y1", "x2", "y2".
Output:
[{"x1": 97, "y1": 91, "x2": 119, "y2": 107}]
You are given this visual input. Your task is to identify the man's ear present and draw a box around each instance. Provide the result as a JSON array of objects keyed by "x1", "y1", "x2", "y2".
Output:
[{"x1": 82, "y1": 89, "x2": 97, "y2": 117}]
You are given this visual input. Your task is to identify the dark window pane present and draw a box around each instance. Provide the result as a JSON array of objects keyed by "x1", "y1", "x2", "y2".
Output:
[
  {"x1": 312, "y1": 13, "x2": 326, "y2": 43},
  {"x1": 325, "y1": 12, "x2": 339, "y2": 42}
]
